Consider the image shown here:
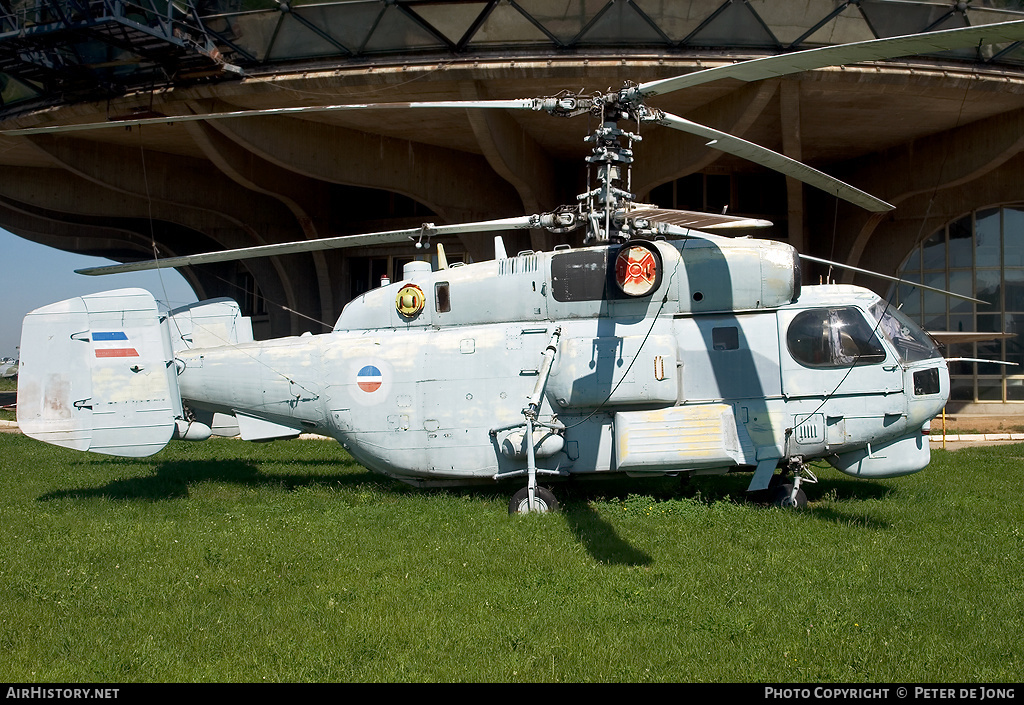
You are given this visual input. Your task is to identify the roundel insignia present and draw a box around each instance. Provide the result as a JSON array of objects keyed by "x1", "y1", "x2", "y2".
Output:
[
  {"x1": 356, "y1": 365, "x2": 383, "y2": 393},
  {"x1": 614, "y1": 242, "x2": 661, "y2": 297},
  {"x1": 396, "y1": 284, "x2": 425, "y2": 317}
]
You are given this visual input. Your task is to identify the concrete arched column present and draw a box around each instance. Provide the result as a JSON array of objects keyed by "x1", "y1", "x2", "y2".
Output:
[
  {"x1": 458, "y1": 80, "x2": 562, "y2": 252},
  {"x1": 0, "y1": 196, "x2": 164, "y2": 258},
  {"x1": 633, "y1": 80, "x2": 781, "y2": 196},
  {"x1": 185, "y1": 116, "x2": 335, "y2": 328},
  {"x1": 22, "y1": 139, "x2": 309, "y2": 335},
  {"x1": 0, "y1": 201, "x2": 210, "y2": 301},
  {"x1": 199, "y1": 103, "x2": 520, "y2": 219},
  {"x1": 0, "y1": 189, "x2": 298, "y2": 309},
  {"x1": 0, "y1": 167, "x2": 252, "y2": 249},
  {"x1": 201, "y1": 103, "x2": 524, "y2": 262},
  {"x1": 0, "y1": 166, "x2": 297, "y2": 334},
  {"x1": 851, "y1": 152, "x2": 1024, "y2": 290},
  {"x1": 780, "y1": 80, "x2": 807, "y2": 252},
  {"x1": 829, "y1": 107, "x2": 1024, "y2": 275}
]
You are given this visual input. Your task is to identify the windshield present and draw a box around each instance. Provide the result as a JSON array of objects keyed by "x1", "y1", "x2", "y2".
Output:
[{"x1": 869, "y1": 301, "x2": 942, "y2": 364}]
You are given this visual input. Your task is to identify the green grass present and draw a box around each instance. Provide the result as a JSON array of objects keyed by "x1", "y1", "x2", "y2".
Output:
[{"x1": 0, "y1": 433, "x2": 1021, "y2": 683}]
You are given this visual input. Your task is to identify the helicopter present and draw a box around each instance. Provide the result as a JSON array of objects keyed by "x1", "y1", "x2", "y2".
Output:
[{"x1": 12, "y1": 19, "x2": 1024, "y2": 513}]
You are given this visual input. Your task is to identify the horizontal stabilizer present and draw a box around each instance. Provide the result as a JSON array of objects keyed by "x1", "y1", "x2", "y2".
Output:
[
  {"x1": 17, "y1": 289, "x2": 181, "y2": 457},
  {"x1": 234, "y1": 412, "x2": 301, "y2": 441}
]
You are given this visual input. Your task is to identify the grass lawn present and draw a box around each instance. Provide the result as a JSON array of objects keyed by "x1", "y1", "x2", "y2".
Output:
[{"x1": 0, "y1": 433, "x2": 1021, "y2": 682}]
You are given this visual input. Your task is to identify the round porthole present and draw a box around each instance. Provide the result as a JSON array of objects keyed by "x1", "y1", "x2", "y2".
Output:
[{"x1": 614, "y1": 242, "x2": 662, "y2": 297}]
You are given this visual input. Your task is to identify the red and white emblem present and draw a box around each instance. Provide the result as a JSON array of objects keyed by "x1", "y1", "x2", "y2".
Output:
[{"x1": 615, "y1": 244, "x2": 660, "y2": 297}]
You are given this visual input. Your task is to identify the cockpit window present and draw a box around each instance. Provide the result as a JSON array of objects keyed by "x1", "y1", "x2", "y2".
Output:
[
  {"x1": 869, "y1": 302, "x2": 942, "y2": 364},
  {"x1": 787, "y1": 307, "x2": 887, "y2": 368}
]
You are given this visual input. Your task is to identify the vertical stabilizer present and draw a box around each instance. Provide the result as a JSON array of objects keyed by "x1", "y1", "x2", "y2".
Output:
[
  {"x1": 17, "y1": 288, "x2": 180, "y2": 456},
  {"x1": 166, "y1": 298, "x2": 253, "y2": 351}
]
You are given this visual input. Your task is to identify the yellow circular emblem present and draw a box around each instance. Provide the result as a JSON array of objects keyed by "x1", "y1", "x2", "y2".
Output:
[{"x1": 396, "y1": 284, "x2": 425, "y2": 317}]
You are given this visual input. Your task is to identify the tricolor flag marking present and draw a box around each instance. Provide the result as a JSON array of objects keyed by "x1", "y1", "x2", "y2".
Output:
[
  {"x1": 356, "y1": 365, "x2": 382, "y2": 393},
  {"x1": 92, "y1": 331, "x2": 139, "y2": 358}
]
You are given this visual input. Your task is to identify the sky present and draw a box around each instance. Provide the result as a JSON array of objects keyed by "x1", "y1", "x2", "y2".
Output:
[{"x1": 0, "y1": 229, "x2": 198, "y2": 359}]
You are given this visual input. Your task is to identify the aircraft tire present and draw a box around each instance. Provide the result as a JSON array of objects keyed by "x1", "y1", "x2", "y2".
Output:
[
  {"x1": 771, "y1": 483, "x2": 807, "y2": 509},
  {"x1": 509, "y1": 486, "x2": 559, "y2": 515}
]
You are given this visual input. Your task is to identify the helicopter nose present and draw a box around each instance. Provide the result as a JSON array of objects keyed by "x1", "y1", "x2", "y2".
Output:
[{"x1": 906, "y1": 363, "x2": 950, "y2": 429}]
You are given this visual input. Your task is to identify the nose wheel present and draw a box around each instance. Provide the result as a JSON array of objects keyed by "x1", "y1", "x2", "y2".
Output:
[
  {"x1": 766, "y1": 457, "x2": 816, "y2": 509},
  {"x1": 770, "y1": 481, "x2": 808, "y2": 509},
  {"x1": 509, "y1": 486, "x2": 559, "y2": 515},
  {"x1": 765, "y1": 459, "x2": 819, "y2": 510}
]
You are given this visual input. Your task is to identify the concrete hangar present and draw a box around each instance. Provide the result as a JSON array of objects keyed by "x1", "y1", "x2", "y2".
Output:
[{"x1": 2, "y1": 0, "x2": 1024, "y2": 410}]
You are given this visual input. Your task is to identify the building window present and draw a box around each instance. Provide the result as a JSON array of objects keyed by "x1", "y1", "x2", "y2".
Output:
[
  {"x1": 237, "y1": 270, "x2": 267, "y2": 317},
  {"x1": 890, "y1": 205, "x2": 1024, "y2": 402}
]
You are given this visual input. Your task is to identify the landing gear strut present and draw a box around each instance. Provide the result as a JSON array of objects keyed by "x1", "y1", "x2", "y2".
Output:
[{"x1": 491, "y1": 328, "x2": 564, "y2": 515}]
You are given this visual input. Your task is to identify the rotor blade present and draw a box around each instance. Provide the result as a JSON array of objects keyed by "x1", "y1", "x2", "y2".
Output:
[
  {"x1": 636, "y1": 19, "x2": 1024, "y2": 98},
  {"x1": 799, "y1": 254, "x2": 985, "y2": 304},
  {"x1": 943, "y1": 357, "x2": 1018, "y2": 366},
  {"x1": 76, "y1": 216, "x2": 539, "y2": 276},
  {"x1": 0, "y1": 99, "x2": 546, "y2": 137},
  {"x1": 652, "y1": 111, "x2": 893, "y2": 212},
  {"x1": 644, "y1": 221, "x2": 737, "y2": 246},
  {"x1": 622, "y1": 206, "x2": 773, "y2": 230},
  {"x1": 929, "y1": 332, "x2": 1014, "y2": 344}
]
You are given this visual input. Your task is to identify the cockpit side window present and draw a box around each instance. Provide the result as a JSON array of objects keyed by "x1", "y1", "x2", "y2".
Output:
[
  {"x1": 787, "y1": 308, "x2": 887, "y2": 368},
  {"x1": 869, "y1": 302, "x2": 942, "y2": 364}
]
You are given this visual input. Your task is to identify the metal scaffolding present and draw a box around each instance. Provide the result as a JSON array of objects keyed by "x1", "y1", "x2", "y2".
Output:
[{"x1": 0, "y1": 0, "x2": 237, "y2": 101}]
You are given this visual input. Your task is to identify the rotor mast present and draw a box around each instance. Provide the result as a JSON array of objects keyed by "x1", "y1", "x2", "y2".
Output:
[{"x1": 578, "y1": 93, "x2": 642, "y2": 245}]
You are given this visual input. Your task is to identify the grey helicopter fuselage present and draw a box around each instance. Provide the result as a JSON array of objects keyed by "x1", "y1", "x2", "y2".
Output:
[
  {"x1": 17, "y1": 16, "x2": 1024, "y2": 507},
  {"x1": 165, "y1": 236, "x2": 948, "y2": 489}
]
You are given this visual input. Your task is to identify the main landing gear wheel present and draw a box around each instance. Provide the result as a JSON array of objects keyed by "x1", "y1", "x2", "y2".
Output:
[{"x1": 509, "y1": 486, "x2": 559, "y2": 515}]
